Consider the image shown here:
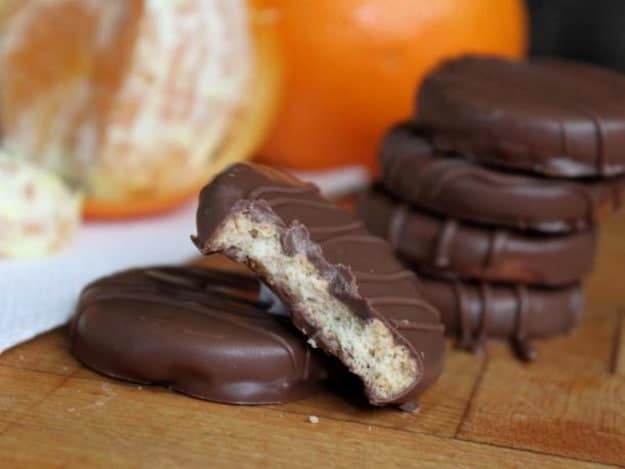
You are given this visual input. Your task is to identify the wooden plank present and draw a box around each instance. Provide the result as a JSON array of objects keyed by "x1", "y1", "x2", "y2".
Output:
[
  {"x1": 486, "y1": 306, "x2": 619, "y2": 374},
  {"x1": 457, "y1": 356, "x2": 625, "y2": 466},
  {"x1": 272, "y1": 345, "x2": 485, "y2": 437},
  {"x1": 586, "y1": 217, "x2": 625, "y2": 308},
  {"x1": 0, "y1": 375, "x2": 605, "y2": 468},
  {"x1": 0, "y1": 367, "x2": 67, "y2": 431},
  {"x1": 613, "y1": 308, "x2": 625, "y2": 375},
  {"x1": 6, "y1": 329, "x2": 484, "y2": 438},
  {"x1": 0, "y1": 329, "x2": 78, "y2": 377}
]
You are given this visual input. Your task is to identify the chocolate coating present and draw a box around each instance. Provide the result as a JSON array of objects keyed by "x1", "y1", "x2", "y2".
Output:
[
  {"x1": 70, "y1": 266, "x2": 330, "y2": 405},
  {"x1": 418, "y1": 56, "x2": 625, "y2": 177},
  {"x1": 193, "y1": 163, "x2": 445, "y2": 407},
  {"x1": 417, "y1": 276, "x2": 584, "y2": 361},
  {"x1": 358, "y1": 186, "x2": 597, "y2": 286},
  {"x1": 381, "y1": 122, "x2": 624, "y2": 233}
]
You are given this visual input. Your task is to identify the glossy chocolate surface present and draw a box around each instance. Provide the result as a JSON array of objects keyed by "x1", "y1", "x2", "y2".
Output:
[
  {"x1": 358, "y1": 186, "x2": 597, "y2": 286},
  {"x1": 193, "y1": 163, "x2": 445, "y2": 406},
  {"x1": 418, "y1": 275, "x2": 584, "y2": 361},
  {"x1": 70, "y1": 266, "x2": 330, "y2": 405},
  {"x1": 418, "y1": 56, "x2": 625, "y2": 177},
  {"x1": 380, "y1": 122, "x2": 624, "y2": 233}
]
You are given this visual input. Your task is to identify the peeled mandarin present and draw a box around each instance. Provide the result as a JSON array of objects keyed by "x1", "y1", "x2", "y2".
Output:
[{"x1": 0, "y1": 0, "x2": 279, "y2": 218}]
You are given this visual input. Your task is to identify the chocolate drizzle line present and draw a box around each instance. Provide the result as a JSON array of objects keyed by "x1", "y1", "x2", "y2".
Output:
[
  {"x1": 245, "y1": 185, "x2": 417, "y2": 284},
  {"x1": 388, "y1": 204, "x2": 408, "y2": 249},
  {"x1": 569, "y1": 184, "x2": 600, "y2": 226},
  {"x1": 513, "y1": 285, "x2": 536, "y2": 361},
  {"x1": 390, "y1": 318, "x2": 445, "y2": 333},
  {"x1": 72, "y1": 265, "x2": 335, "y2": 405},
  {"x1": 309, "y1": 221, "x2": 364, "y2": 235},
  {"x1": 320, "y1": 234, "x2": 390, "y2": 248},
  {"x1": 355, "y1": 270, "x2": 416, "y2": 282},
  {"x1": 485, "y1": 231, "x2": 508, "y2": 269},
  {"x1": 434, "y1": 220, "x2": 457, "y2": 268},
  {"x1": 367, "y1": 297, "x2": 443, "y2": 326},
  {"x1": 419, "y1": 57, "x2": 625, "y2": 176},
  {"x1": 268, "y1": 198, "x2": 335, "y2": 209},
  {"x1": 359, "y1": 186, "x2": 597, "y2": 286},
  {"x1": 434, "y1": 61, "x2": 611, "y2": 173},
  {"x1": 379, "y1": 122, "x2": 625, "y2": 233},
  {"x1": 248, "y1": 184, "x2": 319, "y2": 199},
  {"x1": 453, "y1": 281, "x2": 473, "y2": 350},
  {"x1": 194, "y1": 163, "x2": 446, "y2": 406},
  {"x1": 80, "y1": 268, "x2": 305, "y2": 370},
  {"x1": 448, "y1": 279, "x2": 536, "y2": 361}
]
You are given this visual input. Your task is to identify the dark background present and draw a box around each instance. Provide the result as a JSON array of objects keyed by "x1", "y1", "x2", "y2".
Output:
[{"x1": 529, "y1": 0, "x2": 625, "y2": 72}]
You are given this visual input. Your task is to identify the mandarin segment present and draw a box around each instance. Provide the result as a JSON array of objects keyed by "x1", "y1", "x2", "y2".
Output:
[
  {"x1": 0, "y1": 0, "x2": 277, "y2": 218},
  {"x1": 89, "y1": 0, "x2": 253, "y2": 201}
]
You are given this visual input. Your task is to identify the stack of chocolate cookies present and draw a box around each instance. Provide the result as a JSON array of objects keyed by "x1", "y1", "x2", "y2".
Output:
[{"x1": 358, "y1": 56, "x2": 625, "y2": 360}]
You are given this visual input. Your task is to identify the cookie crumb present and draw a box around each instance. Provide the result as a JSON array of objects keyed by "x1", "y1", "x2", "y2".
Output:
[
  {"x1": 308, "y1": 415, "x2": 319, "y2": 424},
  {"x1": 307, "y1": 338, "x2": 317, "y2": 349}
]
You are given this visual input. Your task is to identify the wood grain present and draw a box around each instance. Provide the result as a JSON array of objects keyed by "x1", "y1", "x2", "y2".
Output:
[
  {"x1": 487, "y1": 306, "x2": 619, "y2": 374},
  {"x1": 0, "y1": 370, "x2": 606, "y2": 468},
  {"x1": 586, "y1": 216, "x2": 625, "y2": 308},
  {"x1": 0, "y1": 367, "x2": 68, "y2": 432},
  {"x1": 614, "y1": 309, "x2": 625, "y2": 375},
  {"x1": 271, "y1": 344, "x2": 485, "y2": 437},
  {"x1": 2, "y1": 211, "x2": 625, "y2": 466},
  {"x1": 457, "y1": 356, "x2": 625, "y2": 466},
  {"x1": 0, "y1": 329, "x2": 77, "y2": 377}
]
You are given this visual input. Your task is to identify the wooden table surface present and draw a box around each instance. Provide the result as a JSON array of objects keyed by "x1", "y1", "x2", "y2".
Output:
[{"x1": 2, "y1": 217, "x2": 625, "y2": 468}]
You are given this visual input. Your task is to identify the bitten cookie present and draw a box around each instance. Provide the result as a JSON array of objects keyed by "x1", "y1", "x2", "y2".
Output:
[
  {"x1": 418, "y1": 56, "x2": 625, "y2": 177},
  {"x1": 71, "y1": 266, "x2": 330, "y2": 405},
  {"x1": 358, "y1": 186, "x2": 597, "y2": 286},
  {"x1": 380, "y1": 123, "x2": 624, "y2": 233},
  {"x1": 193, "y1": 163, "x2": 445, "y2": 408}
]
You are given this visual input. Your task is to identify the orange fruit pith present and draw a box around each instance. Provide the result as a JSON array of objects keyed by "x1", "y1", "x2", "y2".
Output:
[{"x1": 256, "y1": 0, "x2": 528, "y2": 172}]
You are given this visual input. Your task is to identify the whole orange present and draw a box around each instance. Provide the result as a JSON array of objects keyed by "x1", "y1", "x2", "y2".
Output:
[{"x1": 256, "y1": 0, "x2": 527, "y2": 172}]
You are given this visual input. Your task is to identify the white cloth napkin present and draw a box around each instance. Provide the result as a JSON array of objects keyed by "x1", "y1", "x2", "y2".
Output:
[
  {"x1": 0, "y1": 165, "x2": 369, "y2": 353},
  {"x1": 0, "y1": 202, "x2": 199, "y2": 353}
]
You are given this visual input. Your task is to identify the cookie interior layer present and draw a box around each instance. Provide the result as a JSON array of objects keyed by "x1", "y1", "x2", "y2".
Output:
[
  {"x1": 380, "y1": 122, "x2": 624, "y2": 233},
  {"x1": 194, "y1": 163, "x2": 445, "y2": 407},
  {"x1": 358, "y1": 186, "x2": 597, "y2": 286},
  {"x1": 71, "y1": 266, "x2": 330, "y2": 405},
  {"x1": 211, "y1": 209, "x2": 416, "y2": 403},
  {"x1": 418, "y1": 56, "x2": 625, "y2": 177}
]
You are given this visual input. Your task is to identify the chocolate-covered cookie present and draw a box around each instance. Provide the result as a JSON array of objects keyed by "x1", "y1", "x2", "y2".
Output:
[
  {"x1": 193, "y1": 163, "x2": 445, "y2": 409},
  {"x1": 418, "y1": 56, "x2": 625, "y2": 177},
  {"x1": 381, "y1": 122, "x2": 624, "y2": 233},
  {"x1": 70, "y1": 266, "x2": 330, "y2": 405},
  {"x1": 358, "y1": 186, "x2": 597, "y2": 286},
  {"x1": 418, "y1": 276, "x2": 584, "y2": 361}
]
